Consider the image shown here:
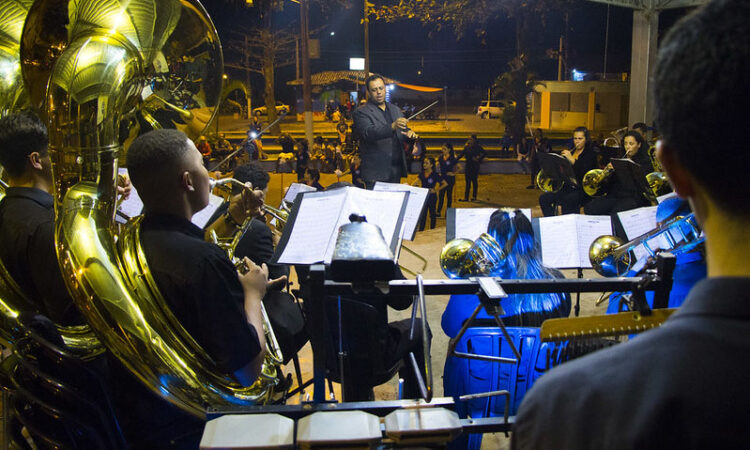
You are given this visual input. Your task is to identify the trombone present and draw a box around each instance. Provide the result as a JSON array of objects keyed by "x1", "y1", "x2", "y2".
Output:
[{"x1": 589, "y1": 212, "x2": 703, "y2": 277}]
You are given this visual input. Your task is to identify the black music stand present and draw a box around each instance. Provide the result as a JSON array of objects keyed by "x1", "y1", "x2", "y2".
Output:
[
  {"x1": 537, "y1": 152, "x2": 577, "y2": 188},
  {"x1": 611, "y1": 158, "x2": 657, "y2": 205},
  {"x1": 599, "y1": 146, "x2": 622, "y2": 165}
]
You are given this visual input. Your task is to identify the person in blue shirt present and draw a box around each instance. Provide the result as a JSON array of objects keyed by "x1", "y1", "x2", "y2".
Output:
[
  {"x1": 442, "y1": 209, "x2": 570, "y2": 449},
  {"x1": 412, "y1": 157, "x2": 446, "y2": 230},
  {"x1": 437, "y1": 143, "x2": 458, "y2": 217}
]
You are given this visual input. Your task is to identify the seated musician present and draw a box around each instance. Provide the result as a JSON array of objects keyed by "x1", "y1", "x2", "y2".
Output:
[
  {"x1": 513, "y1": 1, "x2": 750, "y2": 447},
  {"x1": 126, "y1": 129, "x2": 282, "y2": 446},
  {"x1": 442, "y1": 209, "x2": 570, "y2": 449},
  {"x1": 335, "y1": 154, "x2": 365, "y2": 189},
  {"x1": 0, "y1": 111, "x2": 85, "y2": 325},
  {"x1": 304, "y1": 168, "x2": 325, "y2": 191},
  {"x1": 584, "y1": 131, "x2": 654, "y2": 237},
  {"x1": 208, "y1": 163, "x2": 306, "y2": 365},
  {"x1": 0, "y1": 114, "x2": 220, "y2": 448},
  {"x1": 538, "y1": 126, "x2": 598, "y2": 216}
]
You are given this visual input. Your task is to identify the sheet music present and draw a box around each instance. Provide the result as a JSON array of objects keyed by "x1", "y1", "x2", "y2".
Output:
[
  {"x1": 276, "y1": 189, "x2": 348, "y2": 264},
  {"x1": 283, "y1": 182, "x2": 316, "y2": 204},
  {"x1": 116, "y1": 168, "x2": 224, "y2": 228},
  {"x1": 372, "y1": 182, "x2": 428, "y2": 241},
  {"x1": 574, "y1": 215, "x2": 613, "y2": 268},
  {"x1": 191, "y1": 194, "x2": 224, "y2": 229},
  {"x1": 618, "y1": 206, "x2": 658, "y2": 240},
  {"x1": 275, "y1": 187, "x2": 408, "y2": 265},
  {"x1": 537, "y1": 214, "x2": 611, "y2": 268},
  {"x1": 451, "y1": 208, "x2": 532, "y2": 242},
  {"x1": 538, "y1": 215, "x2": 579, "y2": 268},
  {"x1": 117, "y1": 168, "x2": 143, "y2": 220},
  {"x1": 617, "y1": 206, "x2": 673, "y2": 264},
  {"x1": 322, "y1": 188, "x2": 408, "y2": 262}
]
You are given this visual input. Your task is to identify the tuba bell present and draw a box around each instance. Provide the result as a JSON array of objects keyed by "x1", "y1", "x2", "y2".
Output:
[{"x1": 20, "y1": 0, "x2": 277, "y2": 417}]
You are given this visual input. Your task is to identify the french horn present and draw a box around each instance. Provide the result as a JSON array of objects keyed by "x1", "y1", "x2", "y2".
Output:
[{"x1": 18, "y1": 0, "x2": 276, "y2": 417}]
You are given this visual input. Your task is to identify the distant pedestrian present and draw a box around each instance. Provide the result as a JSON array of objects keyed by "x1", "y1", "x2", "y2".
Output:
[{"x1": 457, "y1": 134, "x2": 486, "y2": 202}]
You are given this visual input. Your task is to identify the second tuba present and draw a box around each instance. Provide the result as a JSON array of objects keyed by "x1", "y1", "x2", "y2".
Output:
[{"x1": 21, "y1": 0, "x2": 276, "y2": 417}]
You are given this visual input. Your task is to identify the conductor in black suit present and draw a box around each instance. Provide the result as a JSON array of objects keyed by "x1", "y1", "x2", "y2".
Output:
[{"x1": 353, "y1": 74, "x2": 417, "y2": 188}]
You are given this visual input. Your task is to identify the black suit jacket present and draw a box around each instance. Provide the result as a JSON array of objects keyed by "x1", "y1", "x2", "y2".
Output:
[{"x1": 352, "y1": 101, "x2": 409, "y2": 182}]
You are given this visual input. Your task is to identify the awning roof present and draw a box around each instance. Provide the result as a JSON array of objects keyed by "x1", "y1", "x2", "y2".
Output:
[{"x1": 287, "y1": 71, "x2": 443, "y2": 92}]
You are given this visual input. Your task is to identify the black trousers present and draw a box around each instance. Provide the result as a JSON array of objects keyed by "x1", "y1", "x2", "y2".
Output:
[
  {"x1": 419, "y1": 194, "x2": 438, "y2": 231},
  {"x1": 437, "y1": 177, "x2": 455, "y2": 214},
  {"x1": 464, "y1": 167, "x2": 479, "y2": 199},
  {"x1": 539, "y1": 186, "x2": 588, "y2": 216}
]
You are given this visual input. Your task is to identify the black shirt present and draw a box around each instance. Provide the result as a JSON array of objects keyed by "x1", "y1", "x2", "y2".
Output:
[
  {"x1": 439, "y1": 155, "x2": 458, "y2": 180},
  {"x1": 139, "y1": 213, "x2": 261, "y2": 374},
  {"x1": 0, "y1": 187, "x2": 82, "y2": 325},
  {"x1": 418, "y1": 171, "x2": 443, "y2": 194},
  {"x1": 571, "y1": 145, "x2": 599, "y2": 186}
]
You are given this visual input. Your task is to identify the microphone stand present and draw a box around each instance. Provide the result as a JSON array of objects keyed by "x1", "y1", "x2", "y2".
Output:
[{"x1": 209, "y1": 111, "x2": 288, "y2": 172}]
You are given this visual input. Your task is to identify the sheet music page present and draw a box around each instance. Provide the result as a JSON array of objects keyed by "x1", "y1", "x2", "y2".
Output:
[
  {"x1": 538, "y1": 215, "x2": 579, "y2": 268},
  {"x1": 283, "y1": 182, "x2": 317, "y2": 204},
  {"x1": 618, "y1": 206, "x2": 658, "y2": 240},
  {"x1": 372, "y1": 182, "x2": 427, "y2": 241},
  {"x1": 322, "y1": 188, "x2": 408, "y2": 263},
  {"x1": 117, "y1": 168, "x2": 143, "y2": 220},
  {"x1": 574, "y1": 215, "x2": 613, "y2": 268},
  {"x1": 452, "y1": 208, "x2": 532, "y2": 241},
  {"x1": 276, "y1": 189, "x2": 348, "y2": 264},
  {"x1": 191, "y1": 194, "x2": 224, "y2": 229}
]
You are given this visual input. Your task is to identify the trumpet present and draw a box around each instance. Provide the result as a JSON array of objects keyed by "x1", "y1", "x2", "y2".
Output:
[
  {"x1": 262, "y1": 203, "x2": 290, "y2": 234},
  {"x1": 589, "y1": 212, "x2": 703, "y2": 277}
]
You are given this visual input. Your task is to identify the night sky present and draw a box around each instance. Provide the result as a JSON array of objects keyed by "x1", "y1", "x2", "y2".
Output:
[{"x1": 201, "y1": 1, "x2": 692, "y2": 103}]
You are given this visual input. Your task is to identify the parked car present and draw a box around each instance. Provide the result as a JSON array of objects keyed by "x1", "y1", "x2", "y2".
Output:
[
  {"x1": 476, "y1": 100, "x2": 506, "y2": 119},
  {"x1": 252, "y1": 101, "x2": 290, "y2": 116}
]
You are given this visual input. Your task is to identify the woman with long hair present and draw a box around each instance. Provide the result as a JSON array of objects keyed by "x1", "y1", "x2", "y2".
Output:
[
  {"x1": 538, "y1": 126, "x2": 598, "y2": 216},
  {"x1": 412, "y1": 157, "x2": 447, "y2": 231},
  {"x1": 437, "y1": 143, "x2": 458, "y2": 216},
  {"x1": 442, "y1": 209, "x2": 570, "y2": 450}
]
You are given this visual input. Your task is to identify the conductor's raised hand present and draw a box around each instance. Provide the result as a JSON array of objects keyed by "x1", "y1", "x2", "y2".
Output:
[{"x1": 391, "y1": 117, "x2": 408, "y2": 131}]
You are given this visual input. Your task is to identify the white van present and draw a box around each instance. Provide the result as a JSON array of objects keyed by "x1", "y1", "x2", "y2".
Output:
[{"x1": 476, "y1": 100, "x2": 506, "y2": 119}]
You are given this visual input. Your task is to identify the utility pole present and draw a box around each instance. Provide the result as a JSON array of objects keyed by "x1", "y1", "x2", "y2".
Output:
[
  {"x1": 244, "y1": 35, "x2": 252, "y2": 118},
  {"x1": 300, "y1": 0, "x2": 313, "y2": 146},
  {"x1": 295, "y1": 37, "x2": 300, "y2": 81},
  {"x1": 363, "y1": 0, "x2": 370, "y2": 86},
  {"x1": 557, "y1": 35, "x2": 563, "y2": 81}
]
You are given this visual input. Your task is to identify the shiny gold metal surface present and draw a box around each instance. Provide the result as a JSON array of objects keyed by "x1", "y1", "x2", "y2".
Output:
[
  {"x1": 17, "y1": 0, "x2": 278, "y2": 418},
  {"x1": 646, "y1": 171, "x2": 670, "y2": 197},
  {"x1": 588, "y1": 212, "x2": 703, "y2": 277},
  {"x1": 582, "y1": 167, "x2": 613, "y2": 197},
  {"x1": 540, "y1": 308, "x2": 676, "y2": 342},
  {"x1": 535, "y1": 170, "x2": 563, "y2": 193},
  {"x1": 440, "y1": 233, "x2": 505, "y2": 279},
  {"x1": 0, "y1": 0, "x2": 31, "y2": 115},
  {"x1": 0, "y1": 0, "x2": 104, "y2": 356}
]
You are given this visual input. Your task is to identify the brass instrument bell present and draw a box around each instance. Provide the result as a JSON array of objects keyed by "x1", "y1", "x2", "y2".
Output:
[{"x1": 440, "y1": 233, "x2": 505, "y2": 279}]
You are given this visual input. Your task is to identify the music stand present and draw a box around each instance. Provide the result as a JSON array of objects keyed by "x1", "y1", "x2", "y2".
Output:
[
  {"x1": 537, "y1": 152, "x2": 577, "y2": 188},
  {"x1": 611, "y1": 158, "x2": 657, "y2": 205},
  {"x1": 599, "y1": 146, "x2": 622, "y2": 165}
]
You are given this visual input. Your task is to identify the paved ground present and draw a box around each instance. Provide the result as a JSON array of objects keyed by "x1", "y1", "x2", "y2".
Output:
[{"x1": 273, "y1": 172, "x2": 610, "y2": 449}]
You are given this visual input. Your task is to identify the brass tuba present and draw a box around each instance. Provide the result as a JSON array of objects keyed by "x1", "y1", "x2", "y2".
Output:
[
  {"x1": 20, "y1": 0, "x2": 276, "y2": 417},
  {"x1": 0, "y1": 0, "x2": 103, "y2": 356}
]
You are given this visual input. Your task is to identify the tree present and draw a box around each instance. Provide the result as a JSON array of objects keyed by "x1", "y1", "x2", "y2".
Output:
[{"x1": 371, "y1": 0, "x2": 571, "y2": 139}]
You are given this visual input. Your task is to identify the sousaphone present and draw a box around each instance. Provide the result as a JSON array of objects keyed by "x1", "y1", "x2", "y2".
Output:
[{"x1": 20, "y1": 0, "x2": 277, "y2": 417}]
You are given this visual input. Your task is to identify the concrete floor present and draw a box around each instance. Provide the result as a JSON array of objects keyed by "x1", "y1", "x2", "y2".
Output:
[{"x1": 272, "y1": 172, "x2": 609, "y2": 449}]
